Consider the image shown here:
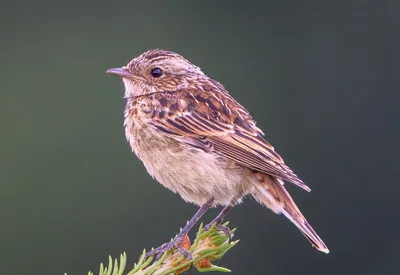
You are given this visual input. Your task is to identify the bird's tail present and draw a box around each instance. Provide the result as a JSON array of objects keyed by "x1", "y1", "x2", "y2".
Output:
[{"x1": 251, "y1": 172, "x2": 329, "y2": 253}]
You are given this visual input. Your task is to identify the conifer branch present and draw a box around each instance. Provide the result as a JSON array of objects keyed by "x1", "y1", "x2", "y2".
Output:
[{"x1": 65, "y1": 222, "x2": 238, "y2": 275}]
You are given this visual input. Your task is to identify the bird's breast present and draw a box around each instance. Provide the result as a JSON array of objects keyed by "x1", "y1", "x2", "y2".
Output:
[{"x1": 124, "y1": 113, "x2": 249, "y2": 206}]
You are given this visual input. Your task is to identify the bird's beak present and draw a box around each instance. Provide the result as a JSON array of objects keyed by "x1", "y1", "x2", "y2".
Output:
[{"x1": 106, "y1": 67, "x2": 134, "y2": 79}]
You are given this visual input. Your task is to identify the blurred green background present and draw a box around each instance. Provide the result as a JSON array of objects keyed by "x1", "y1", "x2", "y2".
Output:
[{"x1": 1, "y1": 1, "x2": 398, "y2": 274}]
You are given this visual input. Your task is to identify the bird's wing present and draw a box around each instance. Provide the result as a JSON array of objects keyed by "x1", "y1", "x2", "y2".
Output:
[{"x1": 134, "y1": 87, "x2": 310, "y2": 192}]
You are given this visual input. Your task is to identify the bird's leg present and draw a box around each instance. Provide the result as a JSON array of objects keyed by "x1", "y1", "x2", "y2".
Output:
[
  {"x1": 145, "y1": 198, "x2": 214, "y2": 260},
  {"x1": 204, "y1": 204, "x2": 233, "y2": 240}
]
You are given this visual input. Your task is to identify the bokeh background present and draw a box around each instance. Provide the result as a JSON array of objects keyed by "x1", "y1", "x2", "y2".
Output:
[{"x1": 1, "y1": 1, "x2": 398, "y2": 275}]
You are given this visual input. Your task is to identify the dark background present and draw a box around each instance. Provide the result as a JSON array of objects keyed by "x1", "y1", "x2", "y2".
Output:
[{"x1": 1, "y1": 1, "x2": 398, "y2": 275}]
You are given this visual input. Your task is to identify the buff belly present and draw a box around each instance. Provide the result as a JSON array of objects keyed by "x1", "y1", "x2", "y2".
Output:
[{"x1": 127, "y1": 124, "x2": 250, "y2": 206}]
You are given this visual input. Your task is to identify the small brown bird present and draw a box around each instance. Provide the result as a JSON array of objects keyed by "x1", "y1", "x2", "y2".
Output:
[{"x1": 107, "y1": 49, "x2": 329, "y2": 257}]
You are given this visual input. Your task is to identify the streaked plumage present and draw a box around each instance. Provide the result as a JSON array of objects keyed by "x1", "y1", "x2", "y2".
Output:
[{"x1": 108, "y1": 49, "x2": 329, "y2": 254}]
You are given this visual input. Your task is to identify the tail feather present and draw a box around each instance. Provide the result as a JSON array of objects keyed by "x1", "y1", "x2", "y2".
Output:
[
  {"x1": 281, "y1": 208, "x2": 329, "y2": 253},
  {"x1": 252, "y1": 172, "x2": 329, "y2": 253}
]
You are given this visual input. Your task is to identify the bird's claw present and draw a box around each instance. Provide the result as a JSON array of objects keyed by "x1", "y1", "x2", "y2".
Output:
[
  {"x1": 204, "y1": 222, "x2": 232, "y2": 242},
  {"x1": 145, "y1": 235, "x2": 192, "y2": 260}
]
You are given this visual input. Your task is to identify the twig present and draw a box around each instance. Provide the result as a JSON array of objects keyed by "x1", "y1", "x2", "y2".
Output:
[{"x1": 65, "y1": 222, "x2": 238, "y2": 275}]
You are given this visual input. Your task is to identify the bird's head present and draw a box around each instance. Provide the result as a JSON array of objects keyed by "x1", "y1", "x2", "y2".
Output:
[{"x1": 107, "y1": 49, "x2": 205, "y2": 98}]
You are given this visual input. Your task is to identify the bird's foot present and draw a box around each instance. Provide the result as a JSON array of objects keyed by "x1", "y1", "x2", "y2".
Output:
[
  {"x1": 145, "y1": 234, "x2": 192, "y2": 260},
  {"x1": 204, "y1": 222, "x2": 232, "y2": 242}
]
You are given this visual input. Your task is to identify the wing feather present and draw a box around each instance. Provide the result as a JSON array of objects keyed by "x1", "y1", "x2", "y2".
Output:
[{"x1": 134, "y1": 88, "x2": 310, "y2": 192}]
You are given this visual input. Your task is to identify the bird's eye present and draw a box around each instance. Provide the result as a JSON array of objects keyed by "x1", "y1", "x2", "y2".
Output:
[{"x1": 150, "y1": 68, "x2": 163, "y2": 78}]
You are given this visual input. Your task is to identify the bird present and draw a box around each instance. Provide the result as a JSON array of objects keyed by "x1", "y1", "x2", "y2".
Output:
[{"x1": 107, "y1": 49, "x2": 329, "y2": 258}]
